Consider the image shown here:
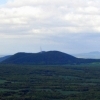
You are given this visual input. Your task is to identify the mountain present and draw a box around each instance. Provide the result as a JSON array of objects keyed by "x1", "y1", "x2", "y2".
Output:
[
  {"x1": 0, "y1": 55, "x2": 11, "y2": 62},
  {"x1": 2, "y1": 51, "x2": 78, "y2": 65},
  {"x1": 74, "y1": 51, "x2": 100, "y2": 59},
  {"x1": 2, "y1": 51, "x2": 100, "y2": 65}
]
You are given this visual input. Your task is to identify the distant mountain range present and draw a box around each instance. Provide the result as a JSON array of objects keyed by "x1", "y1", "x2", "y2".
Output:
[
  {"x1": 1, "y1": 51, "x2": 100, "y2": 65},
  {"x1": 73, "y1": 51, "x2": 100, "y2": 59}
]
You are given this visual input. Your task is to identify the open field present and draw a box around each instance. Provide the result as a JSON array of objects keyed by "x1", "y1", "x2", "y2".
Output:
[{"x1": 0, "y1": 64, "x2": 99, "y2": 100}]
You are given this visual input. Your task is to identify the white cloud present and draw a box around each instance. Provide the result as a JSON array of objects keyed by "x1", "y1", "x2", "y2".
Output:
[
  {"x1": 1, "y1": 0, "x2": 100, "y2": 35},
  {"x1": 0, "y1": 0, "x2": 100, "y2": 54}
]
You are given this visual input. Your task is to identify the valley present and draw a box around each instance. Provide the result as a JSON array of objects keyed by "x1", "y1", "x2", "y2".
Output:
[{"x1": 0, "y1": 64, "x2": 99, "y2": 100}]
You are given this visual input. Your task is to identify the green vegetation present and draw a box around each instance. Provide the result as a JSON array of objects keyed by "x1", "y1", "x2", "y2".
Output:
[{"x1": 0, "y1": 64, "x2": 99, "y2": 100}]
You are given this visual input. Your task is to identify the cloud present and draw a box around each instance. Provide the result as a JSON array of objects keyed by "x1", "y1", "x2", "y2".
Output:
[
  {"x1": 0, "y1": 0, "x2": 99, "y2": 36},
  {"x1": 0, "y1": 0, "x2": 100, "y2": 54}
]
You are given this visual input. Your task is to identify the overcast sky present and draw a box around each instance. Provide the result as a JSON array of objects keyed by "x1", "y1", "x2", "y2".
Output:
[{"x1": 0, "y1": 0, "x2": 100, "y2": 55}]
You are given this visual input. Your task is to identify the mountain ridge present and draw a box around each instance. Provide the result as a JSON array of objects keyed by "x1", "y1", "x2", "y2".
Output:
[
  {"x1": 74, "y1": 51, "x2": 100, "y2": 59},
  {"x1": 1, "y1": 51, "x2": 77, "y2": 65},
  {"x1": 1, "y1": 51, "x2": 100, "y2": 65}
]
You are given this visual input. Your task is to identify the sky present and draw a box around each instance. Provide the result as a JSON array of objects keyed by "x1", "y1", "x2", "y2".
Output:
[{"x1": 0, "y1": 0, "x2": 100, "y2": 55}]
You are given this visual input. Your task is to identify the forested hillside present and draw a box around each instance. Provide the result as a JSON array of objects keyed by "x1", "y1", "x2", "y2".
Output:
[{"x1": 2, "y1": 51, "x2": 100, "y2": 65}]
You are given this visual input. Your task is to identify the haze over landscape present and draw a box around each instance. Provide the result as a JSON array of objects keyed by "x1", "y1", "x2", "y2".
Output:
[{"x1": 0, "y1": 0, "x2": 100, "y2": 55}]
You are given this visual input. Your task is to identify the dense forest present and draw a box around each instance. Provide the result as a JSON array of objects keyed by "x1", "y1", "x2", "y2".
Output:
[{"x1": 0, "y1": 64, "x2": 99, "y2": 100}]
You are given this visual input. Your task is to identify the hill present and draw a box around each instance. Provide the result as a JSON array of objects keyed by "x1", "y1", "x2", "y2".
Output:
[
  {"x1": 2, "y1": 51, "x2": 78, "y2": 65},
  {"x1": 73, "y1": 51, "x2": 100, "y2": 59},
  {"x1": 2, "y1": 51, "x2": 100, "y2": 65}
]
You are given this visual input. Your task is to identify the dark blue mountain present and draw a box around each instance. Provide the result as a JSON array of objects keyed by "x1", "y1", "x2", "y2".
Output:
[
  {"x1": 2, "y1": 51, "x2": 100, "y2": 65},
  {"x1": 1, "y1": 51, "x2": 78, "y2": 65}
]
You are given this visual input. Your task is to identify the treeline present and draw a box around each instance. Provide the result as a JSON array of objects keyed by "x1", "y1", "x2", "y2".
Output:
[{"x1": 0, "y1": 64, "x2": 99, "y2": 100}]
